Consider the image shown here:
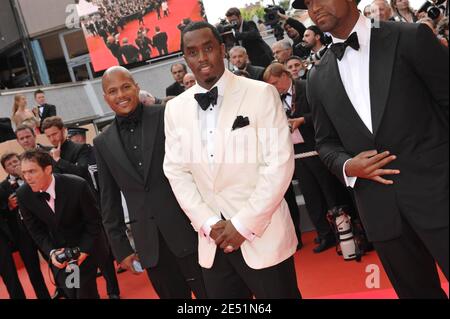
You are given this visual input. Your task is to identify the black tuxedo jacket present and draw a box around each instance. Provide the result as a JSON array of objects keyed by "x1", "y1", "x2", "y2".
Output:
[
  {"x1": 153, "y1": 32, "x2": 168, "y2": 49},
  {"x1": 53, "y1": 140, "x2": 90, "y2": 181},
  {"x1": 236, "y1": 21, "x2": 273, "y2": 68},
  {"x1": 94, "y1": 106, "x2": 197, "y2": 269},
  {"x1": 38, "y1": 104, "x2": 56, "y2": 132},
  {"x1": 290, "y1": 80, "x2": 315, "y2": 155},
  {"x1": 0, "y1": 118, "x2": 16, "y2": 143},
  {"x1": 165, "y1": 81, "x2": 184, "y2": 97},
  {"x1": 245, "y1": 64, "x2": 265, "y2": 81},
  {"x1": 0, "y1": 178, "x2": 16, "y2": 242},
  {"x1": 307, "y1": 22, "x2": 449, "y2": 242},
  {"x1": 16, "y1": 174, "x2": 106, "y2": 260}
]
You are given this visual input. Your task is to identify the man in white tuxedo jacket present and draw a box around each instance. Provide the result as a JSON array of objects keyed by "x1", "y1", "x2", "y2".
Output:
[{"x1": 163, "y1": 21, "x2": 302, "y2": 299}]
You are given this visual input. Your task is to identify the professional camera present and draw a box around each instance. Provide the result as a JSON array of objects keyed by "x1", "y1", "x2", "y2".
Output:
[
  {"x1": 418, "y1": 0, "x2": 447, "y2": 20},
  {"x1": 326, "y1": 206, "x2": 372, "y2": 262},
  {"x1": 216, "y1": 19, "x2": 238, "y2": 52},
  {"x1": 264, "y1": 5, "x2": 285, "y2": 41},
  {"x1": 55, "y1": 247, "x2": 81, "y2": 264}
]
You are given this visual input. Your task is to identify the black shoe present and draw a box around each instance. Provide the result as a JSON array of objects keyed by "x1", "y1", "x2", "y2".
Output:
[
  {"x1": 296, "y1": 241, "x2": 303, "y2": 251},
  {"x1": 96, "y1": 269, "x2": 102, "y2": 278},
  {"x1": 108, "y1": 294, "x2": 121, "y2": 299},
  {"x1": 51, "y1": 288, "x2": 64, "y2": 299},
  {"x1": 314, "y1": 236, "x2": 321, "y2": 244},
  {"x1": 116, "y1": 266, "x2": 127, "y2": 274},
  {"x1": 313, "y1": 237, "x2": 336, "y2": 253}
]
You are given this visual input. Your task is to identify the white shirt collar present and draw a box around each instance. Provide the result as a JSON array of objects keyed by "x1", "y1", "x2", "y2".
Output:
[
  {"x1": 331, "y1": 15, "x2": 371, "y2": 48},
  {"x1": 287, "y1": 82, "x2": 293, "y2": 96},
  {"x1": 193, "y1": 69, "x2": 232, "y2": 98},
  {"x1": 43, "y1": 175, "x2": 56, "y2": 200}
]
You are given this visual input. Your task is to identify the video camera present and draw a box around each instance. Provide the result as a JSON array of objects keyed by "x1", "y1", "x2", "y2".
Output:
[
  {"x1": 55, "y1": 247, "x2": 81, "y2": 264},
  {"x1": 216, "y1": 19, "x2": 239, "y2": 52},
  {"x1": 263, "y1": 5, "x2": 285, "y2": 41},
  {"x1": 418, "y1": 0, "x2": 447, "y2": 20}
]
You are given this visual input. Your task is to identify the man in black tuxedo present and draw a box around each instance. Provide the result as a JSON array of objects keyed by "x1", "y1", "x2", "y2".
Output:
[
  {"x1": 32, "y1": 90, "x2": 56, "y2": 133},
  {"x1": 41, "y1": 117, "x2": 90, "y2": 182},
  {"x1": 295, "y1": 0, "x2": 449, "y2": 298},
  {"x1": 15, "y1": 124, "x2": 52, "y2": 152},
  {"x1": 264, "y1": 63, "x2": 354, "y2": 253},
  {"x1": 153, "y1": 26, "x2": 169, "y2": 56},
  {"x1": 165, "y1": 63, "x2": 187, "y2": 97},
  {"x1": 225, "y1": 7, "x2": 274, "y2": 68},
  {"x1": 229, "y1": 46, "x2": 265, "y2": 81},
  {"x1": 94, "y1": 66, "x2": 207, "y2": 299},
  {"x1": 17, "y1": 150, "x2": 107, "y2": 299},
  {"x1": 0, "y1": 153, "x2": 50, "y2": 299}
]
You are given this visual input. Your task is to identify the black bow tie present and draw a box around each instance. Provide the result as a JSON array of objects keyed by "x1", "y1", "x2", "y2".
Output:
[
  {"x1": 330, "y1": 32, "x2": 360, "y2": 61},
  {"x1": 38, "y1": 191, "x2": 51, "y2": 202},
  {"x1": 194, "y1": 87, "x2": 218, "y2": 111},
  {"x1": 280, "y1": 92, "x2": 291, "y2": 100}
]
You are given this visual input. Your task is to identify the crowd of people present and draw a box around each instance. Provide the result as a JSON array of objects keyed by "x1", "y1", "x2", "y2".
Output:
[{"x1": 0, "y1": 0, "x2": 448, "y2": 300}]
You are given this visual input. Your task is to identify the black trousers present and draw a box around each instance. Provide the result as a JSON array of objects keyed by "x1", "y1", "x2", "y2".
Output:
[
  {"x1": 0, "y1": 220, "x2": 50, "y2": 299},
  {"x1": 98, "y1": 250, "x2": 120, "y2": 296},
  {"x1": 0, "y1": 232, "x2": 26, "y2": 299},
  {"x1": 146, "y1": 231, "x2": 207, "y2": 299},
  {"x1": 284, "y1": 183, "x2": 302, "y2": 243},
  {"x1": 202, "y1": 248, "x2": 301, "y2": 299},
  {"x1": 373, "y1": 215, "x2": 448, "y2": 299},
  {"x1": 294, "y1": 156, "x2": 350, "y2": 238},
  {"x1": 54, "y1": 256, "x2": 99, "y2": 299}
]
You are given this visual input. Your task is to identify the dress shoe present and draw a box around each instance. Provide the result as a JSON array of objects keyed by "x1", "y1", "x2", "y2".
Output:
[
  {"x1": 314, "y1": 236, "x2": 321, "y2": 244},
  {"x1": 96, "y1": 269, "x2": 102, "y2": 278},
  {"x1": 296, "y1": 241, "x2": 303, "y2": 251},
  {"x1": 116, "y1": 266, "x2": 127, "y2": 274},
  {"x1": 313, "y1": 236, "x2": 336, "y2": 253},
  {"x1": 108, "y1": 294, "x2": 121, "y2": 299},
  {"x1": 51, "y1": 288, "x2": 65, "y2": 299}
]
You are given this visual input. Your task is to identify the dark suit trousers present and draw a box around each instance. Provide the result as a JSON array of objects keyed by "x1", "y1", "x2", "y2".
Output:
[
  {"x1": 294, "y1": 156, "x2": 350, "y2": 238},
  {"x1": 373, "y1": 216, "x2": 449, "y2": 299},
  {"x1": 284, "y1": 183, "x2": 302, "y2": 243},
  {"x1": 0, "y1": 233, "x2": 26, "y2": 299},
  {"x1": 54, "y1": 256, "x2": 99, "y2": 299},
  {"x1": 146, "y1": 231, "x2": 207, "y2": 299},
  {"x1": 202, "y1": 249, "x2": 301, "y2": 299},
  {"x1": 98, "y1": 250, "x2": 120, "y2": 296}
]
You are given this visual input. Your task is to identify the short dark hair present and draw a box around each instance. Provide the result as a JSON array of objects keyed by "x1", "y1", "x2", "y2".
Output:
[
  {"x1": 180, "y1": 21, "x2": 223, "y2": 52},
  {"x1": 15, "y1": 124, "x2": 36, "y2": 137},
  {"x1": 225, "y1": 7, "x2": 241, "y2": 17},
  {"x1": 41, "y1": 116, "x2": 64, "y2": 132},
  {"x1": 307, "y1": 25, "x2": 325, "y2": 44},
  {"x1": 1, "y1": 152, "x2": 19, "y2": 169},
  {"x1": 20, "y1": 149, "x2": 53, "y2": 170},
  {"x1": 170, "y1": 63, "x2": 187, "y2": 73},
  {"x1": 34, "y1": 89, "x2": 45, "y2": 98}
]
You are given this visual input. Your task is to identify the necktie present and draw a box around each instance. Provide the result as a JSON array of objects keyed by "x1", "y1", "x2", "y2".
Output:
[
  {"x1": 38, "y1": 191, "x2": 51, "y2": 202},
  {"x1": 280, "y1": 92, "x2": 291, "y2": 101},
  {"x1": 194, "y1": 87, "x2": 218, "y2": 111},
  {"x1": 330, "y1": 32, "x2": 360, "y2": 61}
]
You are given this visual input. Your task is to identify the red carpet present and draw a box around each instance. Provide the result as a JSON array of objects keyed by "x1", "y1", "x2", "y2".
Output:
[
  {"x1": 1, "y1": 231, "x2": 448, "y2": 299},
  {"x1": 85, "y1": 0, "x2": 203, "y2": 72}
]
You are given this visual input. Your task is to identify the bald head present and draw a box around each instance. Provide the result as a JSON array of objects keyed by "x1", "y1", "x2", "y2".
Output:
[{"x1": 102, "y1": 66, "x2": 140, "y2": 117}]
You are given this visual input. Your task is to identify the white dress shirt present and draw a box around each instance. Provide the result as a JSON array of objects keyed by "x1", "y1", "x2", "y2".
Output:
[
  {"x1": 42, "y1": 175, "x2": 56, "y2": 213},
  {"x1": 194, "y1": 70, "x2": 255, "y2": 243},
  {"x1": 331, "y1": 15, "x2": 373, "y2": 188}
]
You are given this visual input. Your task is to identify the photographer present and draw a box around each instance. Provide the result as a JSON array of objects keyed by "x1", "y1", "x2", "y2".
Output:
[
  {"x1": 225, "y1": 7, "x2": 274, "y2": 68},
  {"x1": 17, "y1": 150, "x2": 108, "y2": 299},
  {"x1": 0, "y1": 152, "x2": 50, "y2": 299},
  {"x1": 278, "y1": 12, "x2": 306, "y2": 46},
  {"x1": 229, "y1": 46, "x2": 265, "y2": 81},
  {"x1": 302, "y1": 26, "x2": 328, "y2": 64}
]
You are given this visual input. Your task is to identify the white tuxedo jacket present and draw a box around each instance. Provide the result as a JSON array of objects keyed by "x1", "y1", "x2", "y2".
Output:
[{"x1": 163, "y1": 70, "x2": 297, "y2": 269}]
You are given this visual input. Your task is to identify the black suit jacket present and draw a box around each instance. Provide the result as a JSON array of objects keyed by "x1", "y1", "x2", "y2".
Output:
[
  {"x1": 0, "y1": 118, "x2": 16, "y2": 143},
  {"x1": 93, "y1": 106, "x2": 197, "y2": 269},
  {"x1": 53, "y1": 140, "x2": 90, "y2": 182},
  {"x1": 165, "y1": 81, "x2": 185, "y2": 97},
  {"x1": 17, "y1": 174, "x2": 106, "y2": 260},
  {"x1": 289, "y1": 80, "x2": 315, "y2": 155},
  {"x1": 307, "y1": 22, "x2": 449, "y2": 242},
  {"x1": 236, "y1": 21, "x2": 273, "y2": 68},
  {"x1": 37, "y1": 104, "x2": 56, "y2": 132},
  {"x1": 153, "y1": 32, "x2": 168, "y2": 50},
  {"x1": 245, "y1": 64, "x2": 265, "y2": 81},
  {"x1": 0, "y1": 178, "x2": 16, "y2": 242}
]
